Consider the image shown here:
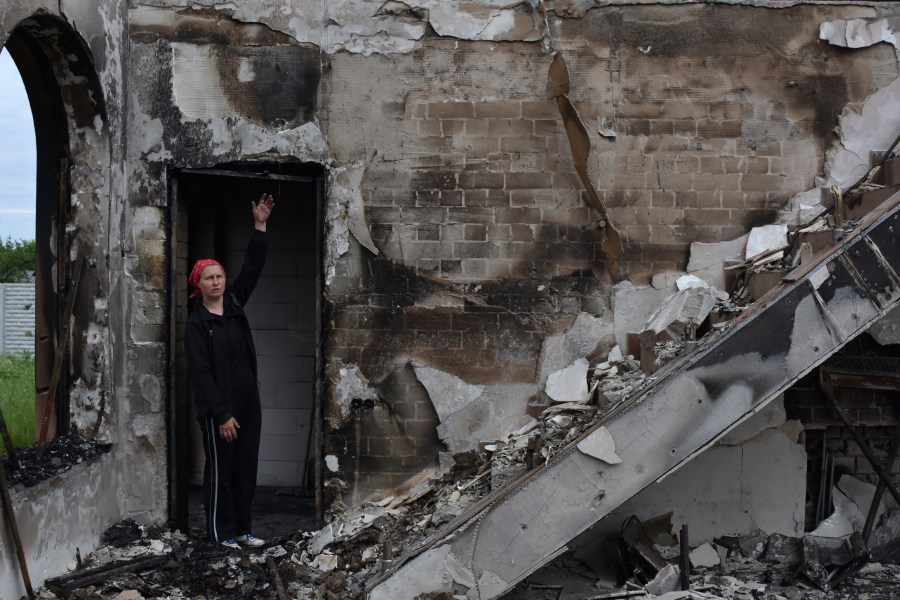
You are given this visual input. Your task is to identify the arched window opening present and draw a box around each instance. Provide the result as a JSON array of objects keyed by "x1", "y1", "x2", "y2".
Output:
[{"x1": 0, "y1": 47, "x2": 37, "y2": 451}]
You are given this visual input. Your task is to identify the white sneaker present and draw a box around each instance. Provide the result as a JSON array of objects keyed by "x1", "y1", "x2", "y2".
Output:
[
  {"x1": 235, "y1": 533, "x2": 266, "y2": 547},
  {"x1": 221, "y1": 538, "x2": 241, "y2": 550}
]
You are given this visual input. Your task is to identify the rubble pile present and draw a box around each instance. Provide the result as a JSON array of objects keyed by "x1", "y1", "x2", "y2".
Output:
[{"x1": 2, "y1": 433, "x2": 109, "y2": 488}]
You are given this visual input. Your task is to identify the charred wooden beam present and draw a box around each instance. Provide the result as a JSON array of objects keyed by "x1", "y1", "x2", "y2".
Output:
[{"x1": 44, "y1": 554, "x2": 168, "y2": 596}]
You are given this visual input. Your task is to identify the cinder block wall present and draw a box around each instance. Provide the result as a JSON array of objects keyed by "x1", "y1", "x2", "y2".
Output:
[{"x1": 321, "y1": 4, "x2": 899, "y2": 503}]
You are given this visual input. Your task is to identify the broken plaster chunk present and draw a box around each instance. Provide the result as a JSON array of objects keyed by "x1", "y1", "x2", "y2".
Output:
[
  {"x1": 311, "y1": 552, "x2": 339, "y2": 572},
  {"x1": 545, "y1": 358, "x2": 590, "y2": 403},
  {"x1": 334, "y1": 164, "x2": 379, "y2": 255},
  {"x1": 746, "y1": 224, "x2": 788, "y2": 260},
  {"x1": 676, "y1": 274, "x2": 711, "y2": 291},
  {"x1": 413, "y1": 364, "x2": 485, "y2": 421},
  {"x1": 608, "y1": 345, "x2": 623, "y2": 363},
  {"x1": 325, "y1": 455, "x2": 339, "y2": 472},
  {"x1": 644, "y1": 564, "x2": 681, "y2": 596},
  {"x1": 690, "y1": 543, "x2": 721, "y2": 568},
  {"x1": 577, "y1": 426, "x2": 622, "y2": 464}
]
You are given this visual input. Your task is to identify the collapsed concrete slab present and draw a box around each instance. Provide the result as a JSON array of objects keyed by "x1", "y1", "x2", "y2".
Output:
[{"x1": 368, "y1": 193, "x2": 900, "y2": 599}]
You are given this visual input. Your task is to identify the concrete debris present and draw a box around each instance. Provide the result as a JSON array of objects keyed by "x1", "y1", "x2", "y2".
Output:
[
  {"x1": 644, "y1": 563, "x2": 680, "y2": 596},
  {"x1": 413, "y1": 364, "x2": 485, "y2": 421},
  {"x1": 577, "y1": 426, "x2": 622, "y2": 465},
  {"x1": 745, "y1": 224, "x2": 788, "y2": 262},
  {"x1": 546, "y1": 358, "x2": 591, "y2": 403},
  {"x1": 642, "y1": 286, "x2": 717, "y2": 342},
  {"x1": 675, "y1": 275, "x2": 709, "y2": 291},
  {"x1": 688, "y1": 543, "x2": 720, "y2": 568}
]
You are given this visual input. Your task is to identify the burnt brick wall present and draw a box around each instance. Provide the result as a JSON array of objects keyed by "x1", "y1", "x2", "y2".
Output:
[
  {"x1": 786, "y1": 369, "x2": 900, "y2": 530},
  {"x1": 320, "y1": 4, "x2": 900, "y2": 503}
]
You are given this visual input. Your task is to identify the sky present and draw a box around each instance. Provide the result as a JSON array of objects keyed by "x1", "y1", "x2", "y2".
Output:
[{"x1": 0, "y1": 49, "x2": 36, "y2": 242}]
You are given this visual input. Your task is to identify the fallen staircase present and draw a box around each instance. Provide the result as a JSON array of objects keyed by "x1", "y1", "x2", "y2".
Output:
[{"x1": 368, "y1": 188, "x2": 900, "y2": 599}]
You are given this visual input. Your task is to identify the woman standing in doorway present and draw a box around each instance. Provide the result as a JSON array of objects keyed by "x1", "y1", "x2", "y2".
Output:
[{"x1": 185, "y1": 193, "x2": 274, "y2": 549}]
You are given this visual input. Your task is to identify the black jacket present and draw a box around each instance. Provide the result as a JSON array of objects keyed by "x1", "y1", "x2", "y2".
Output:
[{"x1": 185, "y1": 229, "x2": 267, "y2": 425}]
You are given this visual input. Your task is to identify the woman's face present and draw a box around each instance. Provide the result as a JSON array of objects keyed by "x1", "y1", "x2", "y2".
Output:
[{"x1": 198, "y1": 265, "x2": 226, "y2": 300}]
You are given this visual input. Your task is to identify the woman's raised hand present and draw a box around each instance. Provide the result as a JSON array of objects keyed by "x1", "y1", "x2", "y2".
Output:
[{"x1": 252, "y1": 193, "x2": 275, "y2": 230}]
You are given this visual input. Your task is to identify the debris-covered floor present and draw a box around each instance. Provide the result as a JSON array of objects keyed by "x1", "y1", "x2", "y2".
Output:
[{"x1": 25, "y1": 391, "x2": 900, "y2": 600}]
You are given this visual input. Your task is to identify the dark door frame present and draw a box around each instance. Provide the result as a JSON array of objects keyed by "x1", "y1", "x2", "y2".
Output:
[{"x1": 166, "y1": 164, "x2": 325, "y2": 532}]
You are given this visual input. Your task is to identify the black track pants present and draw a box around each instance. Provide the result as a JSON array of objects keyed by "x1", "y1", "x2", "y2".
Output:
[{"x1": 200, "y1": 385, "x2": 261, "y2": 542}]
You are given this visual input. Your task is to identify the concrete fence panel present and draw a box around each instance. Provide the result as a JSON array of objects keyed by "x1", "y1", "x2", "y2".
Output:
[{"x1": 0, "y1": 283, "x2": 35, "y2": 354}]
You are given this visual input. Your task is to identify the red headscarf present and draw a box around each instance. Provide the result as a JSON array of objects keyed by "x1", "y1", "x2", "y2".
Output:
[{"x1": 188, "y1": 259, "x2": 224, "y2": 299}]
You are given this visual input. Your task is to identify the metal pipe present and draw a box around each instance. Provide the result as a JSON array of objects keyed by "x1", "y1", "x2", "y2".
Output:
[{"x1": 679, "y1": 524, "x2": 690, "y2": 591}]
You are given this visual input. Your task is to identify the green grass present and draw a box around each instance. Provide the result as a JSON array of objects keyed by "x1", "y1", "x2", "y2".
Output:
[{"x1": 0, "y1": 353, "x2": 35, "y2": 454}]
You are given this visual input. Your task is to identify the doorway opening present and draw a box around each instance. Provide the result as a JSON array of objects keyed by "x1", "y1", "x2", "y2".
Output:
[{"x1": 169, "y1": 163, "x2": 324, "y2": 532}]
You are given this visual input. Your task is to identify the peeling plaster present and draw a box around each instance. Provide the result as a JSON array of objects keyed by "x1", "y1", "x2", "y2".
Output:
[
  {"x1": 435, "y1": 385, "x2": 534, "y2": 452},
  {"x1": 577, "y1": 426, "x2": 622, "y2": 464},
  {"x1": 412, "y1": 364, "x2": 485, "y2": 421},
  {"x1": 148, "y1": 0, "x2": 545, "y2": 56},
  {"x1": 538, "y1": 312, "x2": 613, "y2": 386},
  {"x1": 327, "y1": 362, "x2": 380, "y2": 429},
  {"x1": 334, "y1": 164, "x2": 380, "y2": 255},
  {"x1": 545, "y1": 357, "x2": 590, "y2": 403},
  {"x1": 207, "y1": 119, "x2": 328, "y2": 159},
  {"x1": 820, "y1": 16, "x2": 900, "y2": 51}
]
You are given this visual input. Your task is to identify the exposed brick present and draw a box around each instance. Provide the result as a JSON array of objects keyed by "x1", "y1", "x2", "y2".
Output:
[
  {"x1": 622, "y1": 118, "x2": 651, "y2": 136},
  {"x1": 683, "y1": 208, "x2": 732, "y2": 227},
  {"x1": 510, "y1": 224, "x2": 534, "y2": 242},
  {"x1": 693, "y1": 173, "x2": 740, "y2": 192},
  {"x1": 695, "y1": 191, "x2": 722, "y2": 208},
  {"x1": 651, "y1": 120, "x2": 675, "y2": 135},
  {"x1": 500, "y1": 136, "x2": 548, "y2": 153},
  {"x1": 474, "y1": 101, "x2": 523, "y2": 119},
  {"x1": 488, "y1": 119, "x2": 534, "y2": 136},
  {"x1": 674, "y1": 190, "x2": 700, "y2": 208},
  {"x1": 465, "y1": 119, "x2": 490, "y2": 136},
  {"x1": 441, "y1": 259, "x2": 462, "y2": 275},
  {"x1": 465, "y1": 189, "x2": 508, "y2": 207},
  {"x1": 741, "y1": 173, "x2": 787, "y2": 192},
  {"x1": 417, "y1": 119, "x2": 443, "y2": 137},
  {"x1": 533, "y1": 119, "x2": 561, "y2": 137},
  {"x1": 487, "y1": 224, "x2": 510, "y2": 241},
  {"x1": 428, "y1": 101, "x2": 475, "y2": 119},
  {"x1": 417, "y1": 223, "x2": 440, "y2": 241},
  {"x1": 506, "y1": 172, "x2": 550, "y2": 189},
  {"x1": 673, "y1": 119, "x2": 698, "y2": 134},
  {"x1": 521, "y1": 100, "x2": 558, "y2": 118},
  {"x1": 415, "y1": 189, "x2": 441, "y2": 206},
  {"x1": 464, "y1": 224, "x2": 487, "y2": 240},
  {"x1": 744, "y1": 157, "x2": 770, "y2": 175},
  {"x1": 652, "y1": 190, "x2": 675, "y2": 208},
  {"x1": 411, "y1": 171, "x2": 457, "y2": 190},
  {"x1": 659, "y1": 172, "x2": 693, "y2": 190},
  {"x1": 460, "y1": 172, "x2": 505, "y2": 189},
  {"x1": 534, "y1": 224, "x2": 559, "y2": 242},
  {"x1": 463, "y1": 136, "x2": 501, "y2": 154},
  {"x1": 709, "y1": 102, "x2": 741, "y2": 120},
  {"x1": 484, "y1": 259, "x2": 511, "y2": 279},
  {"x1": 510, "y1": 190, "x2": 537, "y2": 207},
  {"x1": 454, "y1": 241, "x2": 500, "y2": 259},
  {"x1": 441, "y1": 190, "x2": 464, "y2": 206},
  {"x1": 460, "y1": 258, "x2": 488, "y2": 278},
  {"x1": 441, "y1": 120, "x2": 465, "y2": 136},
  {"x1": 448, "y1": 207, "x2": 494, "y2": 225}
]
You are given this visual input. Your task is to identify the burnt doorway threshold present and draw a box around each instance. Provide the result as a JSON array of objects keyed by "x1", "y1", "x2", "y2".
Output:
[{"x1": 187, "y1": 485, "x2": 317, "y2": 540}]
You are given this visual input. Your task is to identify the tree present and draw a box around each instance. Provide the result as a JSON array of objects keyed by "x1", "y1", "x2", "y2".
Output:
[{"x1": 0, "y1": 238, "x2": 36, "y2": 283}]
